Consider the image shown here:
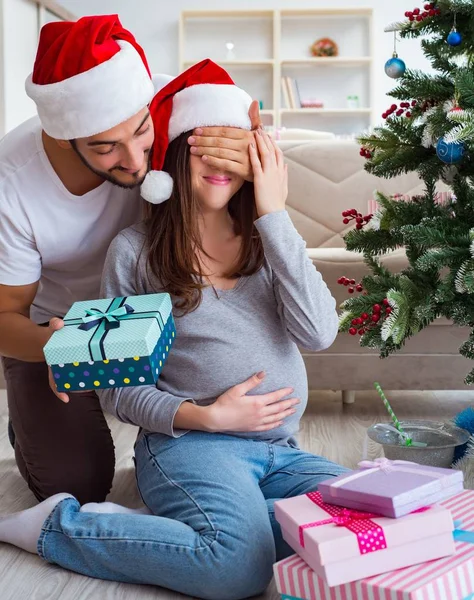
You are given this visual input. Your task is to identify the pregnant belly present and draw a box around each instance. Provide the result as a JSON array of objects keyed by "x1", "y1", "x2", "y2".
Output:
[{"x1": 160, "y1": 339, "x2": 309, "y2": 407}]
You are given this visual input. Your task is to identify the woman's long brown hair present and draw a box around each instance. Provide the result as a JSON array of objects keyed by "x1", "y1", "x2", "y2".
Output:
[{"x1": 143, "y1": 131, "x2": 264, "y2": 315}]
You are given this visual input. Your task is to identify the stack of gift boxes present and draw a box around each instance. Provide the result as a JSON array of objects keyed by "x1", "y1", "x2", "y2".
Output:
[{"x1": 274, "y1": 457, "x2": 474, "y2": 600}]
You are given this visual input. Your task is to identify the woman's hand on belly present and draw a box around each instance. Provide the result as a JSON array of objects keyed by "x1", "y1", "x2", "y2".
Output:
[{"x1": 205, "y1": 371, "x2": 300, "y2": 433}]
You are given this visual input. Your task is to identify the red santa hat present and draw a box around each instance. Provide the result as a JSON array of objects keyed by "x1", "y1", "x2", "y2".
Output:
[
  {"x1": 140, "y1": 59, "x2": 252, "y2": 204},
  {"x1": 25, "y1": 15, "x2": 155, "y2": 140}
]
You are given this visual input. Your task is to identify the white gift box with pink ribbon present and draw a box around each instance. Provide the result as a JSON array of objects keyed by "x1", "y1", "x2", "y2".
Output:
[
  {"x1": 274, "y1": 490, "x2": 455, "y2": 587},
  {"x1": 318, "y1": 458, "x2": 464, "y2": 518}
]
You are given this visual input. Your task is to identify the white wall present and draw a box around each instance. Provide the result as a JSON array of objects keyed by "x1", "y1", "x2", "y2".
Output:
[
  {"x1": 58, "y1": 0, "x2": 433, "y2": 124},
  {"x1": 1, "y1": 0, "x2": 38, "y2": 134}
]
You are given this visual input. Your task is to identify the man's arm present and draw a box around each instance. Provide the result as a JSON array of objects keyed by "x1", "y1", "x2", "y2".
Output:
[{"x1": 0, "y1": 282, "x2": 52, "y2": 362}]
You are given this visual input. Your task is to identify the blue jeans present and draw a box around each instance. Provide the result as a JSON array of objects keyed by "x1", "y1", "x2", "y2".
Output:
[{"x1": 38, "y1": 432, "x2": 348, "y2": 600}]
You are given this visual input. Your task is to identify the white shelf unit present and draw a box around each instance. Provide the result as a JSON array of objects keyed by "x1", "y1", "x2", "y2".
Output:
[{"x1": 179, "y1": 8, "x2": 374, "y2": 134}]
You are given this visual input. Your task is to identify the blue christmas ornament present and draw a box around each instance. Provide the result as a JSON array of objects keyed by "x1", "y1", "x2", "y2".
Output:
[
  {"x1": 436, "y1": 138, "x2": 465, "y2": 164},
  {"x1": 447, "y1": 29, "x2": 462, "y2": 46},
  {"x1": 384, "y1": 53, "x2": 406, "y2": 79}
]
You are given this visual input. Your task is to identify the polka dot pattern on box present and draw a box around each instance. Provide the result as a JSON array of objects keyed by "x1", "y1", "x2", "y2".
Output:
[{"x1": 52, "y1": 314, "x2": 176, "y2": 392}]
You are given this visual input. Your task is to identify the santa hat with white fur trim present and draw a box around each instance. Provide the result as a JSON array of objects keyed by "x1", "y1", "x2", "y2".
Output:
[
  {"x1": 141, "y1": 59, "x2": 252, "y2": 204},
  {"x1": 26, "y1": 15, "x2": 155, "y2": 140}
]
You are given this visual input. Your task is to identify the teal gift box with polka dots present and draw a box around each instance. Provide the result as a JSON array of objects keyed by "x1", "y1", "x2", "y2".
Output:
[{"x1": 43, "y1": 293, "x2": 175, "y2": 392}]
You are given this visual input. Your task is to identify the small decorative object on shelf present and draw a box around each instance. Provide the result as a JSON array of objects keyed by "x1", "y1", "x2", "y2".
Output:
[
  {"x1": 301, "y1": 99, "x2": 324, "y2": 109},
  {"x1": 225, "y1": 41, "x2": 235, "y2": 60},
  {"x1": 346, "y1": 95, "x2": 360, "y2": 109},
  {"x1": 436, "y1": 137, "x2": 465, "y2": 164},
  {"x1": 310, "y1": 37, "x2": 338, "y2": 58}
]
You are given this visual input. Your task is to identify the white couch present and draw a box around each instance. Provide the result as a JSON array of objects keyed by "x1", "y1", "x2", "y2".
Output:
[{"x1": 279, "y1": 139, "x2": 473, "y2": 403}]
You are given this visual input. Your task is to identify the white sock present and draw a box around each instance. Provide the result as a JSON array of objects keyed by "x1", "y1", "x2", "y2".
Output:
[
  {"x1": 80, "y1": 501, "x2": 152, "y2": 515},
  {"x1": 0, "y1": 493, "x2": 74, "y2": 554}
]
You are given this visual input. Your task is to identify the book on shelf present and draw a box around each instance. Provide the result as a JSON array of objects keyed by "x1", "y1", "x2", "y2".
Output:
[
  {"x1": 281, "y1": 77, "x2": 291, "y2": 109},
  {"x1": 280, "y1": 76, "x2": 301, "y2": 109}
]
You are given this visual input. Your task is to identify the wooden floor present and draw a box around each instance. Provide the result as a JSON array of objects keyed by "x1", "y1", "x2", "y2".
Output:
[{"x1": 1, "y1": 388, "x2": 473, "y2": 600}]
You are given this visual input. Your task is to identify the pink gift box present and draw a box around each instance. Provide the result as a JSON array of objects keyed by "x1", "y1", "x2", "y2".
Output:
[
  {"x1": 274, "y1": 491, "x2": 474, "y2": 599},
  {"x1": 274, "y1": 490, "x2": 454, "y2": 587},
  {"x1": 318, "y1": 458, "x2": 464, "y2": 518}
]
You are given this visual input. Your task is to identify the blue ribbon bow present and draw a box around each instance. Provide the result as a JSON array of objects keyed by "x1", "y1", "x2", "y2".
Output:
[{"x1": 78, "y1": 304, "x2": 135, "y2": 331}]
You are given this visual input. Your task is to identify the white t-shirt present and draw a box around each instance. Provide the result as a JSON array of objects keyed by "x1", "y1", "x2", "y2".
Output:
[{"x1": 0, "y1": 117, "x2": 142, "y2": 324}]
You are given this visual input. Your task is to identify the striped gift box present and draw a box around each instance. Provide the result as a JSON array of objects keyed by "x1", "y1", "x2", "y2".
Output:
[{"x1": 274, "y1": 490, "x2": 474, "y2": 600}]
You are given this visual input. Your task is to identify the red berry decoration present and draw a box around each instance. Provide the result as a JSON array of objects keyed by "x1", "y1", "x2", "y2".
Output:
[
  {"x1": 413, "y1": 8, "x2": 420, "y2": 15},
  {"x1": 358, "y1": 329, "x2": 365, "y2": 335},
  {"x1": 341, "y1": 208, "x2": 373, "y2": 230},
  {"x1": 349, "y1": 327, "x2": 358, "y2": 336},
  {"x1": 382, "y1": 298, "x2": 389, "y2": 306},
  {"x1": 348, "y1": 287, "x2": 354, "y2": 294},
  {"x1": 386, "y1": 307, "x2": 392, "y2": 315},
  {"x1": 361, "y1": 313, "x2": 369, "y2": 320},
  {"x1": 373, "y1": 304, "x2": 381, "y2": 313},
  {"x1": 372, "y1": 314, "x2": 380, "y2": 323},
  {"x1": 356, "y1": 285, "x2": 363, "y2": 292}
]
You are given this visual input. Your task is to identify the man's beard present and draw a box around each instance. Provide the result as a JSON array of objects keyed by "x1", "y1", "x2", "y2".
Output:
[{"x1": 70, "y1": 140, "x2": 150, "y2": 189}]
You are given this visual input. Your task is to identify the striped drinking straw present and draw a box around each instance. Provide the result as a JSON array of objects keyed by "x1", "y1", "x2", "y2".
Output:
[{"x1": 374, "y1": 382, "x2": 412, "y2": 446}]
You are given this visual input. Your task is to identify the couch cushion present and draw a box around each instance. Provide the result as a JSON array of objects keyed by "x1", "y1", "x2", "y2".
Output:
[{"x1": 280, "y1": 140, "x2": 442, "y2": 249}]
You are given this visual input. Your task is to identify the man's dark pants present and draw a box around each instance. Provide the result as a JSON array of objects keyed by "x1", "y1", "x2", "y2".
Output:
[{"x1": 1, "y1": 355, "x2": 115, "y2": 503}]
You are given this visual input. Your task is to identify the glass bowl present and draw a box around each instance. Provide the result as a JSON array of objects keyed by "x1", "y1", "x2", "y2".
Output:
[{"x1": 367, "y1": 420, "x2": 470, "y2": 468}]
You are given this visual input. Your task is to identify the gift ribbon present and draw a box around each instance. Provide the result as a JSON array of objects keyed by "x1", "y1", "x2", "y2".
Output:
[
  {"x1": 325, "y1": 457, "x2": 450, "y2": 498},
  {"x1": 78, "y1": 305, "x2": 135, "y2": 331},
  {"x1": 453, "y1": 519, "x2": 474, "y2": 545},
  {"x1": 299, "y1": 491, "x2": 387, "y2": 555},
  {"x1": 63, "y1": 296, "x2": 166, "y2": 362}
]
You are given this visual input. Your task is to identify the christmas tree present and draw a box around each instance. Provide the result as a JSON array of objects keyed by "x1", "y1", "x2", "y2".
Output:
[{"x1": 339, "y1": 0, "x2": 474, "y2": 383}]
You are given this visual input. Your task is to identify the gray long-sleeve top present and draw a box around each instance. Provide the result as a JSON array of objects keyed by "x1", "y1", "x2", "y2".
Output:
[{"x1": 98, "y1": 210, "x2": 338, "y2": 446}]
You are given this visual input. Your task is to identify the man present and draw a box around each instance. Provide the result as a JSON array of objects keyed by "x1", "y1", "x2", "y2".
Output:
[{"x1": 0, "y1": 15, "x2": 261, "y2": 504}]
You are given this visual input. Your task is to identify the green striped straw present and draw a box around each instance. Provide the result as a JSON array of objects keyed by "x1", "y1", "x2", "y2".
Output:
[{"x1": 374, "y1": 382, "x2": 412, "y2": 447}]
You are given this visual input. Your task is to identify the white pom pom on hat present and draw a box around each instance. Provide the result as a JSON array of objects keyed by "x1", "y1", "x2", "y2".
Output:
[
  {"x1": 140, "y1": 170, "x2": 174, "y2": 205},
  {"x1": 141, "y1": 59, "x2": 252, "y2": 204}
]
